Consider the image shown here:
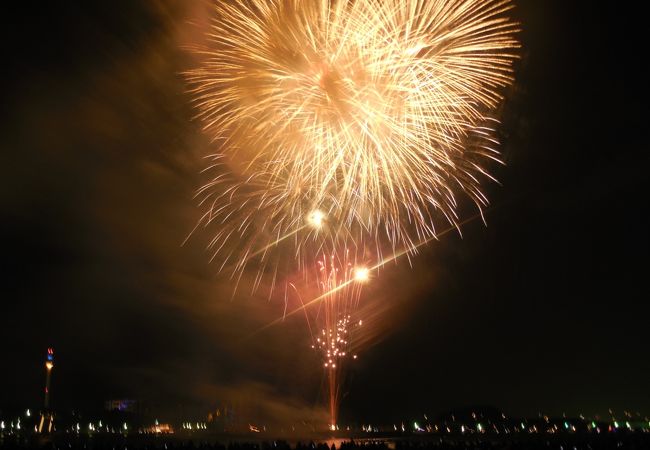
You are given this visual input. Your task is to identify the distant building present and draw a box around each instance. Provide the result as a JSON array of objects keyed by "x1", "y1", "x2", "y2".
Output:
[
  {"x1": 105, "y1": 399, "x2": 137, "y2": 412},
  {"x1": 38, "y1": 348, "x2": 55, "y2": 433}
]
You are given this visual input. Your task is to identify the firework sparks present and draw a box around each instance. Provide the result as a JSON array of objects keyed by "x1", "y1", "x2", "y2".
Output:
[
  {"x1": 187, "y1": 0, "x2": 519, "y2": 278},
  {"x1": 308, "y1": 250, "x2": 366, "y2": 428}
]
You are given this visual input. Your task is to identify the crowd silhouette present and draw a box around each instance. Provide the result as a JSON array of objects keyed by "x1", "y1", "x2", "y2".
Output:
[{"x1": 3, "y1": 436, "x2": 650, "y2": 450}]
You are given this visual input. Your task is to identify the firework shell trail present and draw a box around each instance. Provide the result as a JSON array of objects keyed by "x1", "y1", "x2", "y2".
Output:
[{"x1": 289, "y1": 249, "x2": 368, "y2": 428}]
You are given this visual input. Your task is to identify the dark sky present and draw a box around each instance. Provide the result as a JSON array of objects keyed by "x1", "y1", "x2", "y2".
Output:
[{"x1": 2, "y1": 1, "x2": 648, "y2": 423}]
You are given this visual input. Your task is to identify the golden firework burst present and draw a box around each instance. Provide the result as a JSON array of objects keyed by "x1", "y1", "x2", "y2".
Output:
[{"x1": 186, "y1": 0, "x2": 519, "y2": 277}]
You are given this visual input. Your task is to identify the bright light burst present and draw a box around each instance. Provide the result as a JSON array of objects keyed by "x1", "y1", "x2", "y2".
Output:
[
  {"x1": 353, "y1": 266, "x2": 370, "y2": 282},
  {"x1": 307, "y1": 209, "x2": 326, "y2": 229},
  {"x1": 187, "y1": 0, "x2": 520, "y2": 274}
]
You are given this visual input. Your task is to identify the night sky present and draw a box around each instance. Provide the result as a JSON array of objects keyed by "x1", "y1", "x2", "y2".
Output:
[{"x1": 2, "y1": 1, "x2": 648, "y2": 423}]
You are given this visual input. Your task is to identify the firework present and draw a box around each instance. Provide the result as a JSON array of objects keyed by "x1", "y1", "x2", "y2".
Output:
[
  {"x1": 187, "y1": 0, "x2": 520, "y2": 277},
  {"x1": 293, "y1": 249, "x2": 368, "y2": 428}
]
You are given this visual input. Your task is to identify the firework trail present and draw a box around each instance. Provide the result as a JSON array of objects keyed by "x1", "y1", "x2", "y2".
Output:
[
  {"x1": 187, "y1": 0, "x2": 520, "y2": 280},
  {"x1": 289, "y1": 249, "x2": 368, "y2": 428}
]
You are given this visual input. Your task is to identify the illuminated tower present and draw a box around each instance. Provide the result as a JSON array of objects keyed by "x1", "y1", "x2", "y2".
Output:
[
  {"x1": 44, "y1": 348, "x2": 54, "y2": 409},
  {"x1": 38, "y1": 348, "x2": 55, "y2": 433}
]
